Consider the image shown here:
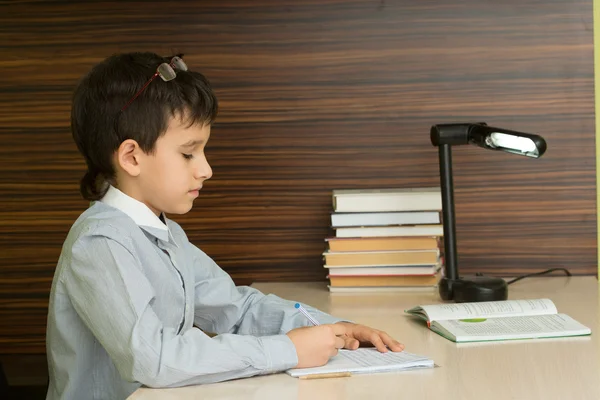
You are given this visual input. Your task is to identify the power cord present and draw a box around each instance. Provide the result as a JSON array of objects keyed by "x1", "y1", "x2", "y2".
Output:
[
  {"x1": 504, "y1": 268, "x2": 572, "y2": 285},
  {"x1": 473, "y1": 268, "x2": 572, "y2": 285}
]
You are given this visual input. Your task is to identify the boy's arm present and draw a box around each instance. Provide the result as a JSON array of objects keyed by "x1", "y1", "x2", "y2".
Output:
[
  {"x1": 190, "y1": 244, "x2": 344, "y2": 336},
  {"x1": 64, "y1": 232, "x2": 298, "y2": 388}
]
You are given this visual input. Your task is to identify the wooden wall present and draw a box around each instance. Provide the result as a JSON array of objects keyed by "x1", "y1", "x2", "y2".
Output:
[{"x1": 0, "y1": 0, "x2": 595, "y2": 354}]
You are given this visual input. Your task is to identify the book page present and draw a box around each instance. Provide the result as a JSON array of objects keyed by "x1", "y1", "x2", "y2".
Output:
[
  {"x1": 407, "y1": 298, "x2": 557, "y2": 322},
  {"x1": 432, "y1": 313, "x2": 591, "y2": 342},
  {"x1": 286, "y1": 348, "x2": 434, "y2": 377}
]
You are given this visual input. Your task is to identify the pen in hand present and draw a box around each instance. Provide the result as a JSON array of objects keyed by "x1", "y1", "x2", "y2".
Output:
[
  {"x1": 292, "y1": 302, "x2": 354, "y2": 378},
  {"x1": 295, "y1": 303, "x2": 321, "y2": 326},
  {"x1": 295, "y1": 302, "x2": 352, "y2": 343}
]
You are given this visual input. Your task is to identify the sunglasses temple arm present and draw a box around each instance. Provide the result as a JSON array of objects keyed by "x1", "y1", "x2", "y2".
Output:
[{"x1": 120, "y1": 72, "x2": 160, "y2": 112}]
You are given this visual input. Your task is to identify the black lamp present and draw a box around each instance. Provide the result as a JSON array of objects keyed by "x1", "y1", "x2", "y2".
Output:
[{"x1": 430, "y1": 123, "x2": 547, "y2": 303}]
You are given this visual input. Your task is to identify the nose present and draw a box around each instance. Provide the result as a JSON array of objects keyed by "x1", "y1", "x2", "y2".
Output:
[{"x1": 194, "y1": 154, "x2": 212, "y2": 181}]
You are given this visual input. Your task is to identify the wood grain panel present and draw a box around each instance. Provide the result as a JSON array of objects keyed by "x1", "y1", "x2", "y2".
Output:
[{"x1": 0, "y1": 0, "x2": 595, "y2": 354}]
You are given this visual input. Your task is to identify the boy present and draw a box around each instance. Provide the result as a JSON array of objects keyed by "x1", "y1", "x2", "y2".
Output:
[{"x1": 46, "y1": 52, "x2": 404, "y2": 400}]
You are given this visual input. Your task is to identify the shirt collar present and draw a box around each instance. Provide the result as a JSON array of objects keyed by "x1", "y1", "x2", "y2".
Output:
[{"x1": 100, "y1": 185, "x2": 177, "y2": 245}]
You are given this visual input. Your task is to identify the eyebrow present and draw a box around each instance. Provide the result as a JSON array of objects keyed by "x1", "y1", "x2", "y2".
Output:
[{"x1": 180, "y1": 139, "x2": 204, "y2": 148}]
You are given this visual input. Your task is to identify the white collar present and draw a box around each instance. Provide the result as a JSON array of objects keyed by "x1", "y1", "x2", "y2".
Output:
[{"x1": 100, "y1": 185, "x2": 175, "y2": 244}]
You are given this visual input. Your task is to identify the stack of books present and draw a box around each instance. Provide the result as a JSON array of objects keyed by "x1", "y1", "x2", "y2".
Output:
[{"x1": 324, "y1": 188, "x2": 444, "y2": 293}]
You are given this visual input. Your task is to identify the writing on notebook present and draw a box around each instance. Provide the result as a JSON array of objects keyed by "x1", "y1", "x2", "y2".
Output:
[
  {"x1": 339, "y1": 348, "x2": 412, "y2": 368},
  {"x1": 286, "y1": 348, "x2": 434, "y2": 378}
]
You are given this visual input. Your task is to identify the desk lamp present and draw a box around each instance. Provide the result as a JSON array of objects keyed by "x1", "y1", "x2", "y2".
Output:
[{"x1": 430, "y1": 123, "x2": 547, "y2": 303}]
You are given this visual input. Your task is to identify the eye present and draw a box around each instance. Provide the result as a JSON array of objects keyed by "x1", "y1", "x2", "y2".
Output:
[{"x1": 182, "y1": 153, "x2": 194, "y2": 160}]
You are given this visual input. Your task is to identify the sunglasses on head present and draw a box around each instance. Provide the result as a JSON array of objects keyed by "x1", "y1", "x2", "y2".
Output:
[{"x1": 120, "y1": 55, "x2": 188, "y2": 112}]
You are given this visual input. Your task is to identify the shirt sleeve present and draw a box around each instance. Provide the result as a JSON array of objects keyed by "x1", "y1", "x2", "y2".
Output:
[
  {"x1": 63, "y1": 229, "x2": 298, "y2": 388},
  {"x1": 188, "y1": 242, "x2": 345, "y2": 336}
]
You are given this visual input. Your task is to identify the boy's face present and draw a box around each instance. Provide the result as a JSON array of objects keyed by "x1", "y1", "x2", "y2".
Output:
[{"x1": 135, "y1": 117, "x2": 212, "y2": 216}]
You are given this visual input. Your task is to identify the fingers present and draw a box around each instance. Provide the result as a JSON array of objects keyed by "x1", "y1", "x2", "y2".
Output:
[
  {"x1": 326, "y1": 336, "x2": 344, "y2": 358},
  {"x1": 378, "y1": 331, "x2": 405, "y2": 352},
  {"x1": 327, "y1": 324, "x2": 404, "y2": 353},
  {"x1": 343, "y1": 337, "x2": 360, "y2": 350},
  {"x1": 335, "y1": 335, "x2": 346, "y2": 350},
  {"x1": 368, "y1": 332, "x2": 388, "y2": 353},
  {"x1": 330, "y1": 323, "x2": 349, "y2": 337}
]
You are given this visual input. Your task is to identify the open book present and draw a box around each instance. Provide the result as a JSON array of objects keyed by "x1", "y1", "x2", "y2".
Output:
[
  {"x1": 405, "y1": 298, "x2": 591, "y2": 343},
  {"x1": 286, "y1": 348, "x2": 434, "y2": 378}
]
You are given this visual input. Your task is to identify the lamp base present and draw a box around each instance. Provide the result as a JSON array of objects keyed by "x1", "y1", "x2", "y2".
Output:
[{"x1": 439, "y1": 276, "x2": 508, "y2": 303}]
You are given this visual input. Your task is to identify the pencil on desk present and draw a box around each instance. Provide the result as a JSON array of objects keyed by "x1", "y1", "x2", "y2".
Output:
[{"x1": 299, "y1": 372, "x2": 352, "y2": 380}]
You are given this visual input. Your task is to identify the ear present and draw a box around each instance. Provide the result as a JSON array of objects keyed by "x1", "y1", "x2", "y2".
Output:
[{"x1": 116, "y1": 139, "x2": 143, "y2": 177}]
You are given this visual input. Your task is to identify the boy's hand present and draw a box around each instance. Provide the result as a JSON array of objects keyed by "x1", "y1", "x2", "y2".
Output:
[
  {"x1": 286, "y1": 324, "x2": 349, "y2": 368},
  {"x1": 334, "y1": 322, "x2": 404, "y2": 353}
]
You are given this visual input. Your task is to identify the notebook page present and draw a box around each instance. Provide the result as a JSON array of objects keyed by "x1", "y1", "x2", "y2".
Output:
[
  {"x1": 416, "y1": 298, "x2": 557, "y2": 322},
  {"x1": 286, "y1": 348, "x2": 434, "y2": 377}
]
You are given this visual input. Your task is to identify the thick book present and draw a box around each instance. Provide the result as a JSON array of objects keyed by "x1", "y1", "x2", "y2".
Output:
[
  {"x1": 327, "y1": 265, "x2": 441, "y2": 276},
  {"x1": 335, "y1": 224, "x2": 443, "y2": 238},
  {"x1": 323, "y1": 249, "x2": 439, "y2": 267},
  {"x1": 405, "y1": 299, "x2": 591, "y2": 343},
  {"x1": 331, "y1": 211, "x2": 440, "y2": 227},
  {"x1": 332, "y1": 187, "x2": 442, "y2": 212},
  {"x1": 326, "y1": 236, "x2": 440, "y2": 252},
  {"x1": 329, "y1": 274, "x2": 439, "y2": 287},
  {"x1": 286, "y1": 348, "x2": 434, "y2": 378}
]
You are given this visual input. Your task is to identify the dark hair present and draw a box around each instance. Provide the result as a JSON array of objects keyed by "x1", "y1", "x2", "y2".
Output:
[{"x1": 71, "y1": 52, "x2": 218, "y2": 201}]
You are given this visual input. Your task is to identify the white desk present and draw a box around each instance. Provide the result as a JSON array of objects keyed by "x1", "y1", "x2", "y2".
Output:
[{"x1": 129, "y1": 276, "x2": 600, "y2": 400}]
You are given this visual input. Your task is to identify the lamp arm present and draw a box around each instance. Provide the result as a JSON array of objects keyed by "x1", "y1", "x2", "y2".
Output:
[{"x1": 438, "y1": 144, "x2": 459, "y2": 281}]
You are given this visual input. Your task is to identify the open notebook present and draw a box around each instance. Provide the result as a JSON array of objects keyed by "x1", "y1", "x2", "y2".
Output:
[{"x1": 286, "y1": 348, "x2": 434, "y2": 378}]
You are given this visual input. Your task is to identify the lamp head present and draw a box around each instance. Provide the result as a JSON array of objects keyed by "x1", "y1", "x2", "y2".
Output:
[{"x1": 430, "y1": 123, "x2": 547, "y2": 158}]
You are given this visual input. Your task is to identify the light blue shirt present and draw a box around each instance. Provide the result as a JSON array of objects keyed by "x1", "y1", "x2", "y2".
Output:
[{"x1": 46, "y1": 186, "x2": 342, "y2": 400}]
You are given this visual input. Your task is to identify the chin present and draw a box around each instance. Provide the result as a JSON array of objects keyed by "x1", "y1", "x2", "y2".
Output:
[{"x1": 168, "y1": 203, "x2": 194, "y2": 215}]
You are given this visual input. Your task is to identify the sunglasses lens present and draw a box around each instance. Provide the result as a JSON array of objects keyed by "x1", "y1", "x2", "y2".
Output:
[
  {"x1": 171, "y1": 56, "x2": 188, "y2": 71},
  {"x1": 157, "y1": 63, "x2": 176, "y2": 81}
]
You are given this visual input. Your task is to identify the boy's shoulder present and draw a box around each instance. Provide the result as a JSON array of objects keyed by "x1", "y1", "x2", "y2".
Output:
[
  {"x1": 67, "y1": 201, "x2": 188, "y2": 245},
  {"x1": 67, "y1": 201, "x2": 141, "y2": 245}
]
